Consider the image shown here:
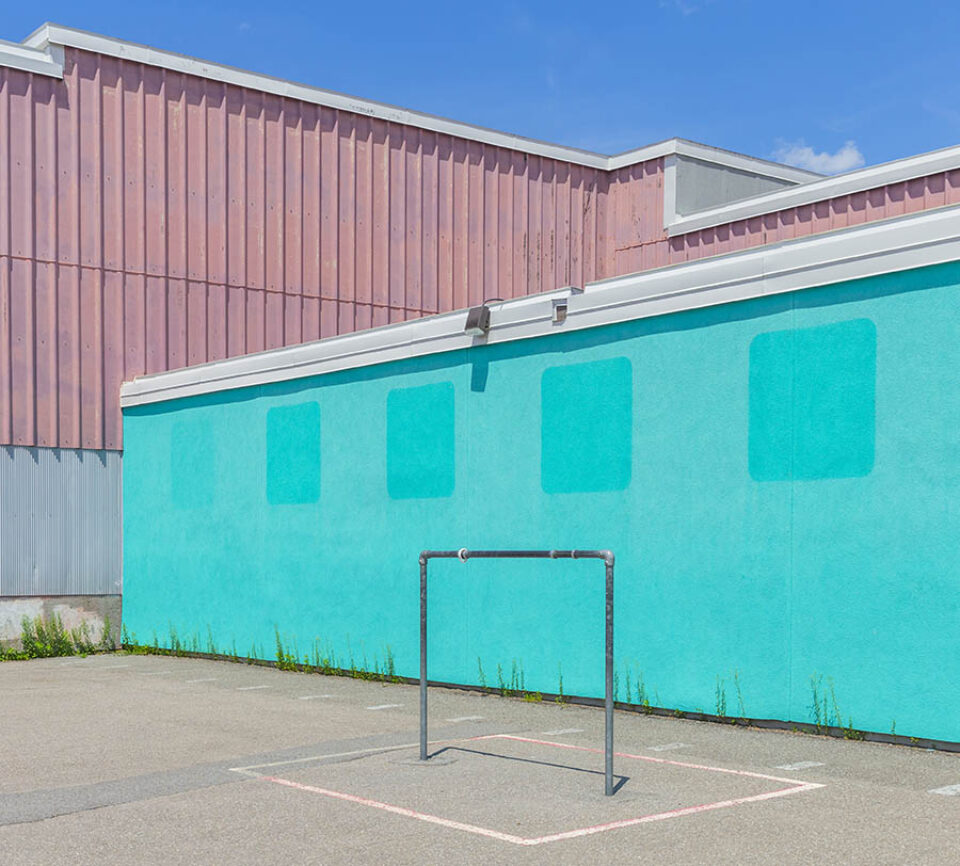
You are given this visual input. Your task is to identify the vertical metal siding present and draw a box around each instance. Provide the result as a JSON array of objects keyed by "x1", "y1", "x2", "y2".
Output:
[
  {"x1": 666, "y1": 170, "x2": 960, "y2": 265},
  {"x1": 0, "y1": 49, "x2": 625, "y2": 449},
  {"x1": 5, "y1": 47, "x2": 958, "y2": 453},
  {"x1": 0, "y1": 445, "x2": 122, "y2": 595},
  {"x1": 609, "y1": 159, "x2": 667, "y2": 276}
]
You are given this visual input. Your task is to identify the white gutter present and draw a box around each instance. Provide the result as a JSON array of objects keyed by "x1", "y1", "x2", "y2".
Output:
[
  {"x1": 0, "y1": 37, "x2": 61, "y2": 77},
  {"x1": 17, "y1": 23, "x2": 960, "y2": 267},
  {"x1": 120, "y1": 204, "x2": 960, "y2": 408},
  {"x1": 17, "y1": 22, "x2": 817, "y2": 181},
  {"x1": 611, "y1": 139, "x2": 816, "y2": 182},
  {"x1": 667, "y1": 143, "x2": 960, "y2": 236}
]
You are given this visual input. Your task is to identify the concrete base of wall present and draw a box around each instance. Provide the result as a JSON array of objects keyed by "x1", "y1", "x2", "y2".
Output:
[{"x1": 0, "y1": 595, "x2": 121, "y2": 648}]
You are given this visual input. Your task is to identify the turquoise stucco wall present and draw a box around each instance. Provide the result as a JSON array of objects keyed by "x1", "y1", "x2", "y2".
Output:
[{"x1": 123, "y1": 261, "x2": 960, "y2": 742}]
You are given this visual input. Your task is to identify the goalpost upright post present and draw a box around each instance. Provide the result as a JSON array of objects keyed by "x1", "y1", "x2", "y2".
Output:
[{"x1": 418, "y1": 548, "x2": 616, "y2": 796}]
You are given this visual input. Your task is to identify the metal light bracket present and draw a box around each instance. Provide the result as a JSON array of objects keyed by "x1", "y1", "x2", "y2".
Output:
[
  {"x1": 551, "y1": 298, "x2": 568, "y2": 324},
  {"x1": 464, "y1": 305, "x2": 491, "y2": 337}
]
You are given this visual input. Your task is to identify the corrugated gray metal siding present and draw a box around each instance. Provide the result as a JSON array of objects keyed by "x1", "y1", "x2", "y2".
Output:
[{"x1": 0, "y1": 446, "x2": 121, "y2": 595}]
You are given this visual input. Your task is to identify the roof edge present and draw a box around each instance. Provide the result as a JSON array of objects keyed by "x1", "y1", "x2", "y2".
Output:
[
  {"x1": 667, "y1": 142, "x2": 960, "y2": 236},
  {"x1": 612, "y1": 138, "x2": 819, "y2": 183},
  {"x1": 120, "y1": 203, "x2": 960, "y2": 408},
  {"x1": 0, "y1": 36, "x2": 61, "y2": 78},
  {"x1": 20, "y1": 21, "x2": 815, "y2": 180}
]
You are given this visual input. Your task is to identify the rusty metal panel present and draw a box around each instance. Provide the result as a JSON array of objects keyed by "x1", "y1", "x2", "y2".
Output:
[{"x1": 0, "y1": 445, "x2": 122, "y2": 596}]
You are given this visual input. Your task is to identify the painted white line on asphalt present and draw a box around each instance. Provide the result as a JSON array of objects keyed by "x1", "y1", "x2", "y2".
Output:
[
  {"x1": 298, "y1": 694, "x2": 334, "y2": 700},
  {"x1": 647, "y1": 743, "x2": 690, "y2": 752},
  {"x1": 186, "y1": 678, "x2": 218, "y2": 683},
  {"x1": 366, "y1": 704, "x2": 402, "y2": 710},
  {"x1": 141, "y1": 671, "x2": 171, "y2": 676},
  {"x1": 237, "y1": 685, "x2": 270, "y2": 691},
  {"x1": 445, "y1": 716, "x2": 485, "y2": 723},
  {"x1": 541, "y1": 728, "x2": 583, "y2": 736},
  {"x1": 776, "y1": 761, "x2": 826, "y2": 771},
  {"x1": 930, "y1": 783, "x2": 960, "y2": 796}
]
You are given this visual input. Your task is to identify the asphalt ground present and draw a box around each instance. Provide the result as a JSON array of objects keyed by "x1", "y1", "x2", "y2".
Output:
[{"x1": 2, "y1": 654, "x2": 959, "y2": 864}]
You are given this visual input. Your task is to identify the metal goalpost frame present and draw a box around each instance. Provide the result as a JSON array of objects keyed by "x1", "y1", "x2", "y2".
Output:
[{"x1": 418, "y1": 548, "x2": 617, "y2": 796}]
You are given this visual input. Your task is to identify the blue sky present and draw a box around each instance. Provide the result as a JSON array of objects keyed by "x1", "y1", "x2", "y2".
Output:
[{"x1": 6, "y1": 1, "x2": 960, "y2": 173}]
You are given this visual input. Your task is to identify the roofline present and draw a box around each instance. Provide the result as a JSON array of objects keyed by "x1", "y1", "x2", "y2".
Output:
[
  {"x1": 614, "y1": 138, "x2": 818, "y2": 181},
  {"x1": 17, "y1": 22, "x2": 818, "y2": 181},
  {"x1": 667, "y1": 142, "x2": 960, "y2": 236},
  {"x1": 0, "y1": 36, "x2": 61, "y2": 77},
  {"x1": 120, "y1": 203, "x2": 960, "y2": 408}
]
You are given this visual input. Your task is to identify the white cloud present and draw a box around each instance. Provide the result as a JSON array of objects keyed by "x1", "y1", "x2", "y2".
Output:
[{"x1": 772, "y1": 139, "x2": 865, "y2": 175}]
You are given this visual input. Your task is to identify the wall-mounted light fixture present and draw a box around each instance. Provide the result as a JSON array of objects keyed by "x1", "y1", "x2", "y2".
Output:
[
  {"x1": 463, "y1": 304, "x2": 491, "y2": 337},
  {"x1": 463, "y1": 297, "x2": 503, "y2": 338}
]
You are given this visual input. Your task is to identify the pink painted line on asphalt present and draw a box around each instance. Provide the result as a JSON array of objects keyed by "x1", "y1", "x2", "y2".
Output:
[
  {"x1": 477, "y1": 734, "x2": 818, "y2": 787},
  {"x1": 523, "y1": 783, "x2": 824, "y2": 845},
  {"x1": 262, "y1": 776, "x2": 529, "y2": 845},
  {"x1": 259, "y1": 734, "x2": 825, "y2": 846}
]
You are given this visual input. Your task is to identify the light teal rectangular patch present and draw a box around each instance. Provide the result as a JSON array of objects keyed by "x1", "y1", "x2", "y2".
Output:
[
  {"x1": 170, "y1": 418, "x2": 215, "y2": 509},
  {"x1": 541, "y1": 357, "x2": 633, "y2": 493},
  {"x1": 749, "y1": 318, "x2": 876, "y2": 481},
  {"x1": 387, "y1": 382, "x2": 455, "y2": 499},
  {"x1": 267, "y1": 402, "x2": 321, "y2": 504}
]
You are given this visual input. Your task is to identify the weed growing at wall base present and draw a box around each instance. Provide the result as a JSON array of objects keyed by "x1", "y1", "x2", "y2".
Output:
[
  {"x1": 809, "y1": 672, "x2": 865, "y2": 740},
  {"x1": 732, "y1": 668, "x2": 746, "y2": 721},
  {"x1": 715, "y1": 675, "x2": 727, "y2": 719},
  {"x1": 116, "y1": 626, "x2": 884, "y2": 745},
  {"x1": 0, "y1": 614, "x2": 115, "y2": 661},
  {"x1": 275, "y1": 628, "x2": 299, "y2": 672},
  {"x1": 122, "y1": 624, "x2": 404, "y2": 685}
]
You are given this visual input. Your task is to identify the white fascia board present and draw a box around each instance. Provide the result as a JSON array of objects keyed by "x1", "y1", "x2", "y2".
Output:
[
  {"x1": 120, "y1": 205, "x2": 960, "y2": 408},
  {"x1": 659, "y1": 145, "x2": 814, "y2": 231},
  {"x1": 19, "y1": 22, "x2": 811, "y2": 182},
  {"x1": 22, "y1": 22, "x2": 611, "y2": 169},
  {"x1": 673, "y1": 140, "x2": 820, "y2": 182},
  {"x1": 0, "y1": 37, "x2": 61, "y2": 77},
  {"x1": 604, "y1": 139, "x2": 677, "y2": 170},
  {"x1": 608, "y1": 138, "x2": 819, "y2": 183},
  {"x1": 578, "y1": 206, "x2": 960, "y2": 323},
  {"x1": 121, "y1": 311, "x2": 486, "y2": 407},
  {"x1": 667, "y1": 143, "x2": 960, "y2": 236},
  {"x1": 120, "y1": 287, "x2": 582, "y2": 407}
]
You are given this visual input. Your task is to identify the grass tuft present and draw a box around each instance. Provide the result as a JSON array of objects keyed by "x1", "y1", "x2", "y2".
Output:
[{"x1": 1, "y1": 613, "x2": 116, "y2": 661}]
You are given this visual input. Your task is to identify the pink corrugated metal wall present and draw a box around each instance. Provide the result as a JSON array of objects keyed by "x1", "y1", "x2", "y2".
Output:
[
  {"x1": 666, "y1": 173, "x2": 960, "y2": 263},
  {"x1": 0, "y1": 48, "x2": 639, "y2": 450},
  {"x1": 2, "y1": 46, "x2": 958, "y2": 451}
]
